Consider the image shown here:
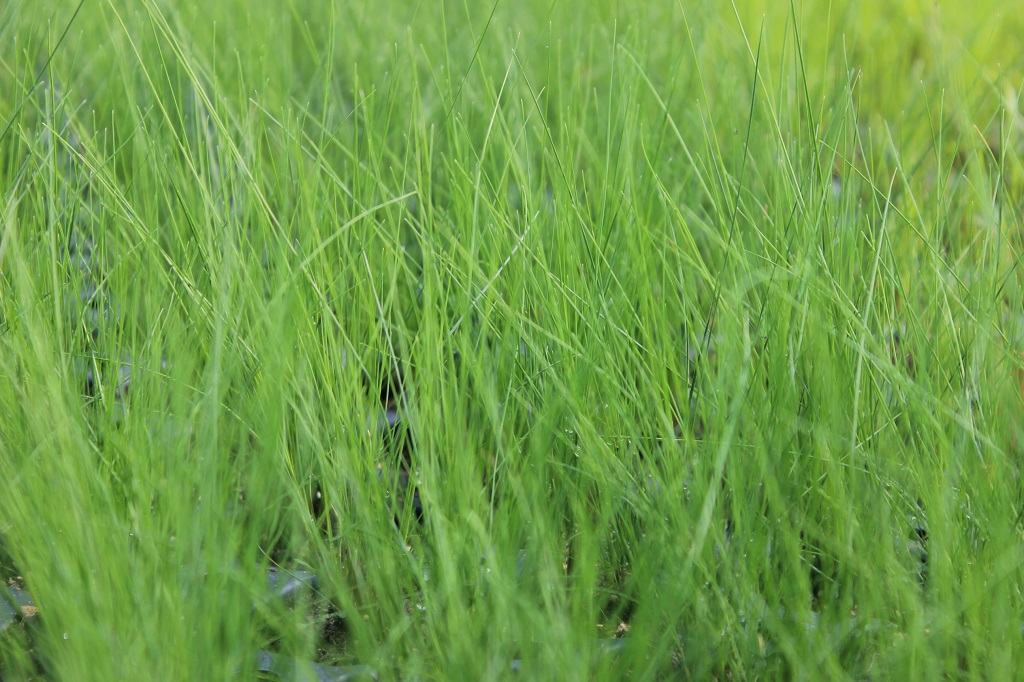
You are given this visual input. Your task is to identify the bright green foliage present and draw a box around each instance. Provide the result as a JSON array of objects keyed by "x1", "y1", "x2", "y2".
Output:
[{"x1": 1, "y1": 0, "x2": 1023, "y2": 679}]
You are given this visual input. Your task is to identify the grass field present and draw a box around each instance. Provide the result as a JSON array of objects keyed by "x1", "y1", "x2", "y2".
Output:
[{"x1": 2, "y1": 0, "x2": 1024, "y2": 679}]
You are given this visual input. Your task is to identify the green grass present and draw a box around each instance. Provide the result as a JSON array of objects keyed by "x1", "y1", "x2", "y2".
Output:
[{"x1": 2, "y1": 0, "x2": 1023, "y2": 679}]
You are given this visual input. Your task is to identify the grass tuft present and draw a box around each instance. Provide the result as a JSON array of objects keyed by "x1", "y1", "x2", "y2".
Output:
[{"x1": 2, "y1": 0, "x2": 1023, "y2": 679}]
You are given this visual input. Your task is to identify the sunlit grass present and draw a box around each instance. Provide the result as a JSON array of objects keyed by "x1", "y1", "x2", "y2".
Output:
[{"x1": 2, "y1": 0, "x2": 1023, "y2": 679}]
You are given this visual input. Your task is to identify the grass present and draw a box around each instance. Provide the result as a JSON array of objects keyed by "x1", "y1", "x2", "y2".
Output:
[{"x1": 1, "y1": 0, "x2": 1023, "y2": 679}]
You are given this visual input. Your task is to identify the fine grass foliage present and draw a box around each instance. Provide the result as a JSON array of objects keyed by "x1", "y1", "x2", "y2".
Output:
[{"x1": 2, "y1": 0, "x2": 1023, "y2": 679}]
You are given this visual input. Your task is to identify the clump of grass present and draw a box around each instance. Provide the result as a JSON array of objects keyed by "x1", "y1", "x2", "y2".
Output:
[{"x1": 2, "y1": 0, "x2": 1023, "y2": 679}]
